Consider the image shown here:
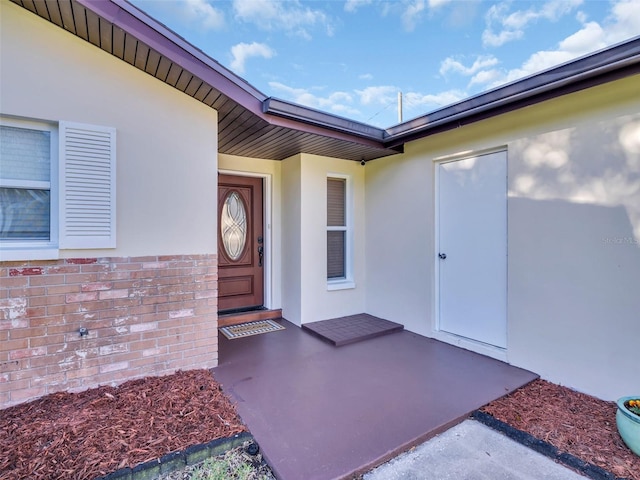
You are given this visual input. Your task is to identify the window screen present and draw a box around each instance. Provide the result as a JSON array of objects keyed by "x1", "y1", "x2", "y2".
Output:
[{"x1": 0, "y1": 125, "x2": 51, "y2": 240}]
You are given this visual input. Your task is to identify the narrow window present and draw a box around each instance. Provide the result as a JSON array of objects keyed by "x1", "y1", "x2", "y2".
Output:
[
  {"x1": 327, "y1": 174, "x2": 355, "y2": 290},
  {"x1": 327, "y1": 177, "x2": 346, "y2": 279}
]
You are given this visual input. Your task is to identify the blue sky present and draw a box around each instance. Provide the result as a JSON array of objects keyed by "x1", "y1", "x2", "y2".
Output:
[{"x1": 130, "y1": 0, "x2": 640, "y2": 128}]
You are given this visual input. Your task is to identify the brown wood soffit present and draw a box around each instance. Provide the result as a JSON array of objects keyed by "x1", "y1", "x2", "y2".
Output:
[{"x1": 11, "y1": 1, "x2": 640, "y2": 162}]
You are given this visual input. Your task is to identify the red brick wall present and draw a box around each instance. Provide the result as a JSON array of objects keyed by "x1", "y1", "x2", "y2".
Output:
[{"x1": 0, "y1": 254, "x2": 218, "y2": 408}]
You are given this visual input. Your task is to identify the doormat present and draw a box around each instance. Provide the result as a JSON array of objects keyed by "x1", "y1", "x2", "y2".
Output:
[
  {"x1": 219, "y1": 320, "x2": 285, "y2": 340},
  {"x1": 302, "y1": 313, "x2": 403, "y2": 346}
]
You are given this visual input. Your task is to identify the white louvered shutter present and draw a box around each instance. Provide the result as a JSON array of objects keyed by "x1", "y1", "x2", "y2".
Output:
[{"x1": 59, "y1": 122, "x2": 116, "y2": 249}]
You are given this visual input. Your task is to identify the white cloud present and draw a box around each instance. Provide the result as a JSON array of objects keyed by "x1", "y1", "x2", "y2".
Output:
[
  {"x1": 355, "y1": 85, "x2": 465, "y2": 121},
  {"x1": 501, "y1": 0, "x2": 638, "y2": 86},
  {"x1": 507, "y1": 50, "x2": 574, "y2": 82},
  {"x1": 439, "y1": 55, "x2": 499, "y2": 76},
  {"x1": 359, "y1": 73, "x2": 374, "y2": 80},
  {"x1": 482, "y1": 2, "x2": 521, "y2": 47},
  {"x1": 557, "y1": 21, "x2": 606, "y2": 55},
  {"x1": 575, "y1": 10, "x2": 588, "y2": 23},
  {"x1": 469, "y1": 69, "x2": 502, "y2": 87},
  {"x1": 401, "y1": 0, "x2": 427, "y2": 31},
  {"x1": 344, "y1": 0, "x2": 373, "y2": 13},
  {"x1": 483, "y1": 0, "x2": 583, "y2": 47},
  {"x1": 230, "y1": 42, "x2": 275, "y2": 74},
  {"x1": 474, "y1": 0, "x2": 640, "y2": 90},
  {"x1": 348, "y1": 0, "x2": 454, "y2": 31},
  {"x1": 429, "y1": 0, "x2": 453, "y2": 7},
  {"x1": 355, "y1": 86, "x2": 398, "y2": 106},
  {"x1": 404, "y1": 89, "x2": 467, "y2": 110},
  {"x1": 269, "y1": 82, "x2": 360, "y2": 116},
  {"x1": 506, "y1": 0, "x2": 582, "y2": 29},
  {"x1": 482, "y1": 26, "x2": 523, "y2": 47},
  {"x1": 232, "y1": 0, "x2": 333, "y2": 38},
  {"x1": 167, "y1": 0, "x2": 225, "y2": 30},
  {"x1": 606, "y1": 0, "x2": 640, "y2": 44},
  {"x1": 188, "y1": 0, "x2": 224, "y2": 29}
]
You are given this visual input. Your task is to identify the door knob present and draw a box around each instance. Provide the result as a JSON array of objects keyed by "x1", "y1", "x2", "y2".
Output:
[{"x1": 438, "y1": 253, "x2": 447, "y2": 260}]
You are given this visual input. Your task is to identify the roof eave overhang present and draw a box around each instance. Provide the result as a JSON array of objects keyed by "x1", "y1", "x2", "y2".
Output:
[
  {"x1": 76, "y1": 0, "x2": 267, "y2": 111},
  {"x1": 16, "y1": 1, "x2": 640, "y2": 161},
  {"x1": 383, "y1": 36, "x2": 640, "y2": 149},
  {"x1": 73, "y1": 0, "x2": 396, "y2": 155}
]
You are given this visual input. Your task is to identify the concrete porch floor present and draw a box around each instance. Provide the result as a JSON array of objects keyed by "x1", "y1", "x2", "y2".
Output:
[{"x1": 213, "y1": 319, "x2": 538, "y2": 480}]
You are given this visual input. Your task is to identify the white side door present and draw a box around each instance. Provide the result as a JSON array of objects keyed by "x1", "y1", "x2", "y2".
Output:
[{"x1": 437, "y1": 151, "x2": 507, "y2": 348}]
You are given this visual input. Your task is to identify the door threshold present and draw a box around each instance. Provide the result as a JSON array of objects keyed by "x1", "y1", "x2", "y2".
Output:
[{"x1": 218, "y1": 308, "x2": 283, "y2": 328}]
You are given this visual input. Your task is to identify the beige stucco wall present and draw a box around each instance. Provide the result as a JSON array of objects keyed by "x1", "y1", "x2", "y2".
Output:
[
  {"x1": 365, "y1": 151, "x2": 434, "y2": 337},
  {"x1": 0, "y1": 2, "x2": 218, "y2": 258},
  {"x1": 301, "y1": 154, "x2": 366, "y2": 323},
  {"x1": 366, "y1": 75, "x2": 640, "y2": 400},
  {"x1": 281, "y1": 155, "x2": 303, "y2": 324},
  {"x1": 281, "y1": 154, "x2": 366, "y2": 325}
]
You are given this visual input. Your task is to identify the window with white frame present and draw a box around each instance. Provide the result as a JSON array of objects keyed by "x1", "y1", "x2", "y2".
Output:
[
  {"x1": 0, "y1": 119, "x2": 57, "y2": 252},
  {"x1": 327, "y1": 175, "x2": 354, "y2": 289},
  {"x1": 0, "y1": 116, "x2": 116, "y2": 260}
]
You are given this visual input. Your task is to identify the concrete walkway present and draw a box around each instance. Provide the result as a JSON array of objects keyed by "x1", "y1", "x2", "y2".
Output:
[{"x1": 364, "y1": 420, "x2": 587, "y2": 480}]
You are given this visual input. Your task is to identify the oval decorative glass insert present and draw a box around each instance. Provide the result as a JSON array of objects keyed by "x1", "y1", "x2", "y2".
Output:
[{"x1": 221, "y1": 191, "x2": 247, "y2": 261}]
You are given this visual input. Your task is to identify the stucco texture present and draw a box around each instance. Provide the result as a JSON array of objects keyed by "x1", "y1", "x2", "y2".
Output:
[
  {"x1": 280, "y1": 153, "x2": 366, "y2": 325},
  {"x1": 1, "y1": 1, "x2": 219, "y2": 258},
  {"x1": 365, "y1": 75, "x2": 640, "y2": 400}
]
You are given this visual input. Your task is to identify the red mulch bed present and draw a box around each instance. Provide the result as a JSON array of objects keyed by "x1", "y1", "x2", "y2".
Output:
[
  {"x1": 0, "y1": 370, "x2": 246, "y2": 480},
  {"x1": 482, "y1": 379, "x2": 639, "y2": 480},
  {"x1": 3, "y1": 373, "x2": 638, "y2": 480}
]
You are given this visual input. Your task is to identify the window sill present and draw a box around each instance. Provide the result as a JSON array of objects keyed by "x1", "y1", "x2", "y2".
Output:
[
  {"x1": 327, "y1": 280, "x2": 356, "y2": 291},
  {"x1": 0, "y1": 248, "x2": 59, "y2": 262}
]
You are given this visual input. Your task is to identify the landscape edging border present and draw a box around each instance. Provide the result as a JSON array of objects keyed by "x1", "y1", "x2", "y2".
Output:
[
  {"x1": 472, "y1": 410, "x2": 623, "y2": 480},
  {"x1": 94, "y1": 431, "x2": 254, "y2": 480}
]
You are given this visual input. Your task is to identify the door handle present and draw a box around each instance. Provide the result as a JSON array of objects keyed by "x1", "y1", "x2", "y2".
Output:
[
  {"x1": 257, "y1": 235, "x2": 264, "y2": 267},
  {"x1": 438, "y1": 253, "x2": 447, "y2": 260}
]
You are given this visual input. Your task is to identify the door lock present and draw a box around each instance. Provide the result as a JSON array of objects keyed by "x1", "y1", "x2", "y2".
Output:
[
  {"x1": 257, "y1": 235, "x2": 264, "y2": 267},
  {"x1": 438, "y1": 253, "x2": 447, "y2": 260}
]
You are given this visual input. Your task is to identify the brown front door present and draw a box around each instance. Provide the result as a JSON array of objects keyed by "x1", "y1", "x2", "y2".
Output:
[{"x1": 218, "y1": 174, "x2": 264, "y2": 312}]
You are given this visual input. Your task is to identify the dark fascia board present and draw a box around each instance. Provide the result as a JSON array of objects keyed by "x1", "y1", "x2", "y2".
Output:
[
  {"x1": 263, "y1": 98, "x2": 387, "y2": 141},
  {"x1": 384, "y1": 35, "x2": 640, "y2": 147}
]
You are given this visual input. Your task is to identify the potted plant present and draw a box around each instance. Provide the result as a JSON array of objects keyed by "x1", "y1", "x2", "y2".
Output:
[{"x1": 616, "y1": 396, "x2": 640, "y2": 457}]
